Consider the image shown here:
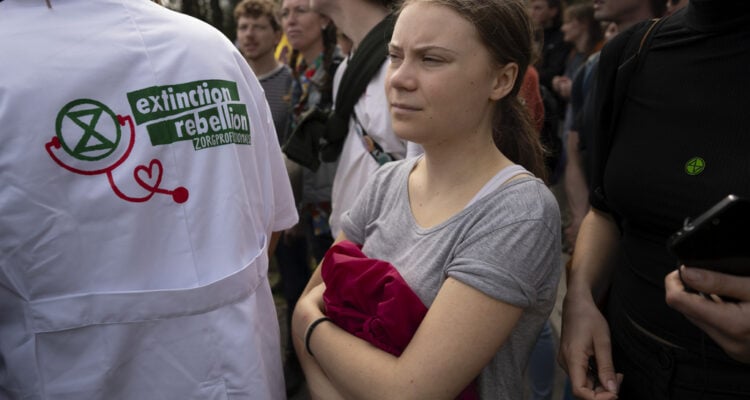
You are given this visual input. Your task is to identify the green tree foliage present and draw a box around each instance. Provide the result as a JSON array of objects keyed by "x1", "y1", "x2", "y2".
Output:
[{"x1": 167, "y1": 0, "x2": 245, "y2": 41}]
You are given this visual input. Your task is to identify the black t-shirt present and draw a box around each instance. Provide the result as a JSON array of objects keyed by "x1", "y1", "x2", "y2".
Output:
[{"x1": 596, "y1": 1, "x2": 750, "y2": 362}]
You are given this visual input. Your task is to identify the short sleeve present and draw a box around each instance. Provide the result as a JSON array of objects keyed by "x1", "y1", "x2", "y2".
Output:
[
  {"x1": 446, "y1": 193, "x2": 560, "y2": 308},
  {"x1": 340, "y1": 197, "x2": 367, "y2": 245},
  {"x1": 233, "y1": 51, "x2": 298, "y2": 232},
  {"x1": 339, "y1": 166, "x2": 379, "y2": 245},
  {"x1": 588, "y1": 21, "x2": 650, "y2": 215}
]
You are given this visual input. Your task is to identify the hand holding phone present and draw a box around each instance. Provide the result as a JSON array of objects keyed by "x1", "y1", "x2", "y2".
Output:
[
  {"x1": 667, "y1": 194, "x2": 750, "y2": 299},
  {"x1": 665, "y1": 268, "x2": 750, "y2": 363}
]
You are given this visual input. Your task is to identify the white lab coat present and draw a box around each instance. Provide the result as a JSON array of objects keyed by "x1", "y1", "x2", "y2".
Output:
[{"x1": 0, "y1": 1, "x2": 297, "y2": 398}]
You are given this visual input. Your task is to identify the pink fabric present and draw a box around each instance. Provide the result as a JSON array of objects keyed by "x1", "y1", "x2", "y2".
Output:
[{"x1": 321, "y1": 240, "x2": 479, "y2": 400}]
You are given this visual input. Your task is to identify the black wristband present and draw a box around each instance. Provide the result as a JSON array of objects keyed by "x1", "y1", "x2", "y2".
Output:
[{"x1": 305, "y1": 317, "x2": 332, "y2": 357}]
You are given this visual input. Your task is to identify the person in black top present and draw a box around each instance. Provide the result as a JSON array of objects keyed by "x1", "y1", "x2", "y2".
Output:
[
  {"x1": 563, "y1": 0, "x2": 665, "y2": 250},
  {"x1": 560, "y1": 1, "x2": 750, "y2": 399},
  {"x1": 529, "y1": 0, "x2": 572, "y2": 93}
]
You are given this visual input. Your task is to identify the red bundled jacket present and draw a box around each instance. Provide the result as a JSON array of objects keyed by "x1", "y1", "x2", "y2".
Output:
[{"x1": 321, "y1": 240, "x2": 479, "y2": 400}]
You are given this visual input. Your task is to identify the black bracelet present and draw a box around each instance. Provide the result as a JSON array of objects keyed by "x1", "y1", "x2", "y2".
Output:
[{"x1": 305, "y1": 316, "x2": 332, "y2": 357}]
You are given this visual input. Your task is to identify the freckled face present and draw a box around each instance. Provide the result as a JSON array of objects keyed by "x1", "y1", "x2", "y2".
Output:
[
  {"x1": 386, "y1": 2, "x2": 502, "y2": 146},
  {"x1": 236, "y1": 15, "x2": 281, "y2": 62}
]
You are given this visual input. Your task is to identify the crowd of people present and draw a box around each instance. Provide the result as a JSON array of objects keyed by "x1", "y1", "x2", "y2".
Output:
[{"x1": 1, "y1": 0, "x2": 748, "y2": 399}]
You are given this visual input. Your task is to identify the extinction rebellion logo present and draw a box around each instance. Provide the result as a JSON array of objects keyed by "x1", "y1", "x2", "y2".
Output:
[
  {"x1": 128, "y1": 80, "x2": 251, "y2": 150},
  {"x1": 45, "y1": 79, "x2": 252, "y2": 204}
]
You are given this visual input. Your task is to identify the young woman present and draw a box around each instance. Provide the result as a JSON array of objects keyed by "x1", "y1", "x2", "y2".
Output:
[{"x1": 292, "y1": 0, "x2": 561, "y2": 398}]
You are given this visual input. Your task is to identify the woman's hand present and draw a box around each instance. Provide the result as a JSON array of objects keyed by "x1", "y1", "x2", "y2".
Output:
[
  {"x1": 292, "y1": 283, "x2": 347, "y2": 400},
  {"x1": 561, "y1": 209, "x2": 623, "y2": 398},
  {"x1": 559, "y1": 285, "x2": 622, "y2": 400},
  {"x1": 552, "y1": 75, "x2": 572, "y2": 99},
  {"x1": 665, "y1": 266, "x2": 750, "y2": 363}
]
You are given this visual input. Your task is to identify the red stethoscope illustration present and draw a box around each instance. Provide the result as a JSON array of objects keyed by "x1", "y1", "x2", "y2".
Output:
[{"x1": 45, "y1": 99, "x2": 188, "y2": 203}]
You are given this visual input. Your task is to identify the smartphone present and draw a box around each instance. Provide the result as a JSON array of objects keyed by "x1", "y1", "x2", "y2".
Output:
[{"x1": 667, "y1": 194, "x2": 750, "y2": 277}]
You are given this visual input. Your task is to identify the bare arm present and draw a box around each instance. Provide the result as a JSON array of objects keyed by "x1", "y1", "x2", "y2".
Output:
[
  {"x1": 566, "y1": 208, "x2": 619, "y2": 295},
  {"x1": 292, "y1": 232, "x2": 350, "y2": 400},
  {"x1": 559, "y1": 208, "x2": 622, "y2": 399},
  {"x1": 293, "y1": 277, "x2": 523, "y2": 400},
  {"x1": 563, "y1": 130, "x2": 590, "y2": 250}
]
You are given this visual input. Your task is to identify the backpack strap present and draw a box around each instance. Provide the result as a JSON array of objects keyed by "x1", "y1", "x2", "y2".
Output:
[
  {"x1": 318, "y1": 53, "x2": 344, "y2": 109},
  {"x1": 589, "y1": 17, "x2": 668, "y2": 212},
  {"x1": 609, "y1": 18, "x2": 664, "y2": 135},
  {"x1": 319, "y1": 15, "x2": 395, "y2": 162},
  {"x1": 351, "y1": 110, "x2": 396, "y2": 166}
]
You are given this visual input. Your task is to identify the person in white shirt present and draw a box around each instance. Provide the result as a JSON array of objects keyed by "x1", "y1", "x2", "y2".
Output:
[
  {"x1": 0, "y1": 1, "x2": 297, "y2": 398},
  {"x1": 310, "y1": 0, "x2": 412, "y2": 238}
]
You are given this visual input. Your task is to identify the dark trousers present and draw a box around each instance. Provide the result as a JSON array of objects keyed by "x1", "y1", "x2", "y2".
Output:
[
  {"x1": 275, "y1": 210, "x2": 334, "y2": 350},
  {"x1": 275, "y1": 231, "x2": 310, "y2": 335},
  {"x1": 608, "y1": 298, "x2": 750, "y2": 399}
]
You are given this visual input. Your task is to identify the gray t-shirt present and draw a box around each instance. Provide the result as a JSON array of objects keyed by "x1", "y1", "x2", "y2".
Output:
[{"x1": 341, "y1": 157, "x2": 561, "y2": 399}]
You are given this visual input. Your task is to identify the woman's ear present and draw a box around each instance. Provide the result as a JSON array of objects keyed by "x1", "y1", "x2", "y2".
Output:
[{"x1": 489, "y1": 63, "x2": 519, "y2": 101}]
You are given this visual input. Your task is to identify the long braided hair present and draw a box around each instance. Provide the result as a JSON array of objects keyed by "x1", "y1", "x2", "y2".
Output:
[{"x1": 289, "y1": 22, "x2": 338, "y2": 100}]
